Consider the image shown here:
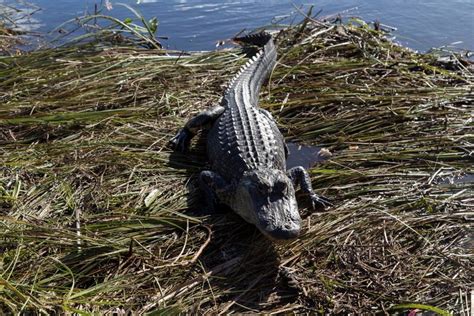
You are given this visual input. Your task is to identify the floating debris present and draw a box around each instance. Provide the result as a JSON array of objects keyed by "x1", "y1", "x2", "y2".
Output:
[{"x1": 317, "y1": 148, "x2": 333, "y2": 158}]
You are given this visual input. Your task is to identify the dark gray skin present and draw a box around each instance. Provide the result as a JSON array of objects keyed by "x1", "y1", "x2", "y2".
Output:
[{"x1": 170, "y1": 32, "x2": 330, "y2": 240}]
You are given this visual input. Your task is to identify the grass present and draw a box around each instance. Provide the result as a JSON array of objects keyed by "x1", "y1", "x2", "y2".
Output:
[
  {"x1": 0, "y1": 11, "x2": 21, "y2": 55},
  {"x1": 0, "y1": 0, "x2": 40, "y2": 56},
  {"x1": 0, "y1": 11, "x2": 473, "y2": 315}
]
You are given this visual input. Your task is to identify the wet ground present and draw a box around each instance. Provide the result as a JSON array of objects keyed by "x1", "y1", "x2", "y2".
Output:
[{"x1": 286, "y1": 142, "x2": 325, "y2": 170}]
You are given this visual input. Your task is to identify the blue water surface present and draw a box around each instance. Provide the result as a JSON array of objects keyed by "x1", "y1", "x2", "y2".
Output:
[{"x1": 8, "y1": 0, "x2": 474, "y2": 52}]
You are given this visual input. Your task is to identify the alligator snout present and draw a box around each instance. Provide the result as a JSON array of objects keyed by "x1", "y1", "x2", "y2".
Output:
[
  {"x1": 266, "y1": 224, "x2": 301, "y2": 240},
  {"x1": 259, "y1": 210, "x2": 302, "y2": 240}
]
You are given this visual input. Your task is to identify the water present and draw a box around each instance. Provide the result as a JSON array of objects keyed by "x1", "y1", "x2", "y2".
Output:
[
  {"x1": 5, "y1": 0, "x2": 474, "y2": 52},
  {"x1": 286, "y1": 142, "x2": 326, "y2": 170},
  {"x1": 438, "y1": 173, "x2": 474, "y2": 185}
]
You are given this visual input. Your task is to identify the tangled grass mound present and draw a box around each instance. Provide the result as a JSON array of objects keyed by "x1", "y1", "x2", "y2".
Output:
[
  {"x1": 0, "y1": 11, "x2": 22, "y2": 55},
  {"x1": 0, "y1": 18, "x2": 472, "y2": 314},
  {"x1": 1, "y1": 1, "x2": 41, "y2": 56},
  {"x1": 0, "y1": 25, "x2": 20, "y2": 55}
]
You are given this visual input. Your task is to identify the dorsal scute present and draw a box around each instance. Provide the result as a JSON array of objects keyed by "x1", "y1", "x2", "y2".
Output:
[
  {"x1": 224, "y1": 31, "x2": 273, "y2": 94},
  {"x1": 225, "y1": 48, "x2": 265, "y2": 93}
]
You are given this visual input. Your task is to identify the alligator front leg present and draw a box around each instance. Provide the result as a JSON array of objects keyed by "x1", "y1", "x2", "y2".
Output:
[
  {"x1": 169, "y1": 105, "x2": 225, "y2": 152},
  {"x1": 199, "y1": 170, "x2": 233, "y2": 212},
  {"x1": 287, "y1": 166, "x2": 332, "y2": 209}
]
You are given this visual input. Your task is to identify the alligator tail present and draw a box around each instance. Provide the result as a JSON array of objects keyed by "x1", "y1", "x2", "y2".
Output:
[
  {"x1": 225, "y1": 31, "x2": 276, "y2": 103},
  {"x1": 232, "y1": 32, "x2": 273, "y2": 47}
]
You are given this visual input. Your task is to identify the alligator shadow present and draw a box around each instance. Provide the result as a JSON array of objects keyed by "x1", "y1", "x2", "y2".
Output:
[
  {"x1": 167, "y1": 135, "x2": 297, "y2": 311},
  {"x1": 166, "y1": 132, "x2": 210, "y2": 216},
  {"x1": 196, "y1": 217, "x2": 302, "y2": 312}
]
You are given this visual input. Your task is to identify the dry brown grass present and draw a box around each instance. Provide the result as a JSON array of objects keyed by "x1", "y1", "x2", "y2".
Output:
[{"x1": 0, "y1": 14, "x2": 472, "y2": 315}]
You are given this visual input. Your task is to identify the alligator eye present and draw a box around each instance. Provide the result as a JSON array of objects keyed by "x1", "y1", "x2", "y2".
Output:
[{"x1": 274, "y1": 180, "x2": 287, "y2": 193}]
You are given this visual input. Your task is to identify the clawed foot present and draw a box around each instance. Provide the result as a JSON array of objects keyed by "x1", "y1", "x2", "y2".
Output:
[
  {"x1": 168, "y1": 128, "x2": 191, "y2": 152},
  {"x1": 310, "y1": 193, "x2": 333, "y2": 209}
]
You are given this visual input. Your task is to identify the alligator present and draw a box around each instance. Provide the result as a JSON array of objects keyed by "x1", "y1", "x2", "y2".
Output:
[{"x1": 169, "y1": 32, "x2": 330, "y2": 240}]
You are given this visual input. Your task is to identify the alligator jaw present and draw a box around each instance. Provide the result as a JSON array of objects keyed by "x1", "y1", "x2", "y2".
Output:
[
  {"x1": 235, "y1": 201, "x2": 302, "y2": 240},
  {"x1": 256, "y1": 199, "x2": 301, "y2": 240},
  {"x1": 232, "y1": 169, "x2": 302, "y2": 240}
]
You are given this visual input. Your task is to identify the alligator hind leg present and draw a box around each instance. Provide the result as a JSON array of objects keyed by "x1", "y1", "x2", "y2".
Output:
[
  {"x1": 199, "y1": 170, "x2": 232, "y2": 212},
  {"x1": 169, "y1": 105, "x2": 225, "y2": 152},
  {"x1": 287, "y1": 166, "x2": 332, "y2": 209}
]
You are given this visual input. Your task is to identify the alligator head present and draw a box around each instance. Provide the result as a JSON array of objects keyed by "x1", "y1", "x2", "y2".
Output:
[{"x1": 232, "y1": 169, "x2": 301, "y2": 240}]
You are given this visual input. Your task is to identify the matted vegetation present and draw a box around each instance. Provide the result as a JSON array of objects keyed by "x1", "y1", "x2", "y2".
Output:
[
  {"x1": 0, "y1": 4, "x2": 21, "y2": 55},
  {"x1": 0, "y1": 12, "x2": 473, "y2": 315},
  {"x1": 1, "y1": 1, "x2": 40, "y2": 55}
]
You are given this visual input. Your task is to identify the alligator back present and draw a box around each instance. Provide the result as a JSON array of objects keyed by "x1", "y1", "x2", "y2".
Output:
[{"x1": 206, "y1": 32, "x2": 284, "y2": 181}]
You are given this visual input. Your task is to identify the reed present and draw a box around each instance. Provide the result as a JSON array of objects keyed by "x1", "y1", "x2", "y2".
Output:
[{"x1": 0, "y1": 11, "x2": 472, "y2": 315}]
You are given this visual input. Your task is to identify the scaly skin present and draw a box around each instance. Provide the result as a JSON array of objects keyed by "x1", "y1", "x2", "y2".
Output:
[{"x1": 170, "y1": 32, "x2": 330, "y2": 240}]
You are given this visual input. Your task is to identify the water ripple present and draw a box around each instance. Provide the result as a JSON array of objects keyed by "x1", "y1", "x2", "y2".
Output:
[{"x1": 19, "y1": 0, "x2": 474, "y2": 52}]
